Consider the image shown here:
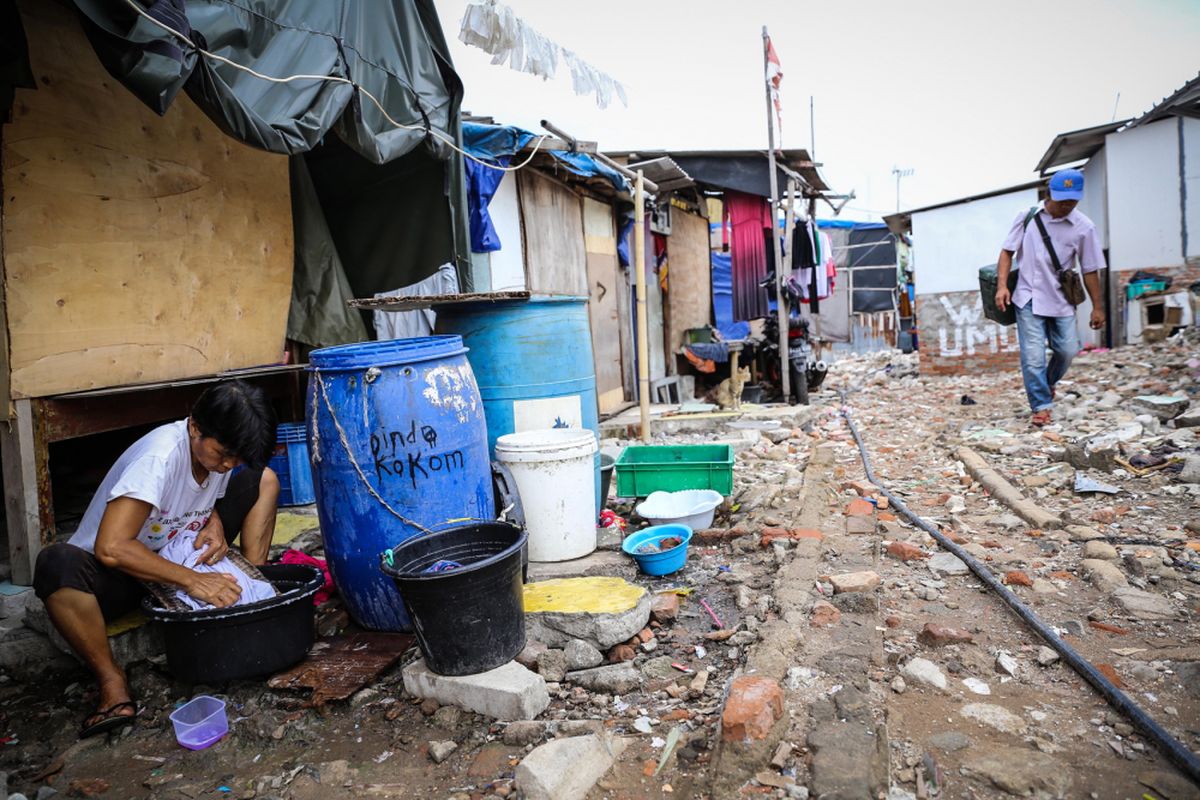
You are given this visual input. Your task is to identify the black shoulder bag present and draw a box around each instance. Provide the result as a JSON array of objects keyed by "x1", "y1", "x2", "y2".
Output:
[{"x1": 1032, "y1": 214, "x2": 1086, "y2": 307}]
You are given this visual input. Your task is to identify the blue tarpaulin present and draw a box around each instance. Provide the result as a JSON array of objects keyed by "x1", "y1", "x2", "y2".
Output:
[
  {"x1": 461, "y1": 122, "x2": 630, "y2": 252},
  {"x1": 711, "y1": 252, "x2": 750, "y2": 340}
]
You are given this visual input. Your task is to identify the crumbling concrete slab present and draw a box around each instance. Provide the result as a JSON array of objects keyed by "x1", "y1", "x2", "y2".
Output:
[
  {"x1": 514, "y1": 734, "x2": 627, "y2": 800},
  {"x1": 403, "y1": 659, "x2": 550, "y2": 721},
  {"x1": 523, "y1": 577, "x2": 650, "y2": 649}
]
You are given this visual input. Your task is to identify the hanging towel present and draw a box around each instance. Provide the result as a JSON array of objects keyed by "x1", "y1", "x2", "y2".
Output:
[{"x1": 159, "y1": 530, "x2": 276, "y2": 611}]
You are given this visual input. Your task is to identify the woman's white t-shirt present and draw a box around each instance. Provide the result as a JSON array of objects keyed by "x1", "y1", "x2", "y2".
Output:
[{"x1": 68, "y1": 420, "x2": 231, "y2": 554}]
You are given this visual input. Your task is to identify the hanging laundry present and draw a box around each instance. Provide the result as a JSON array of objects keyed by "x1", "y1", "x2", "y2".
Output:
[
  {"x1": 373, "y1": 264, "x2": 459, "y2": 340},
  {"x1": 458, "y1": 2, "x2": 628, "y2": 110},
  {"x1": 653, "y1": 233, "x2": 669, "y2": 292},
  {"x1": 159, "y1": 531, "x2": 275, "y2": 612},
  {"x1": 724, "y1": 191, "x2": 771, "y2": 321},
  {"x1": 465, "y1": 157, "x2": 511, "y2": 252}
]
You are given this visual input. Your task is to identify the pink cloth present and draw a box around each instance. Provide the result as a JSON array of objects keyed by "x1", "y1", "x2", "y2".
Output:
[
  {"x1": 279, "y1": 549, "x2": 335, "y2": 606},
  {"x1": 725, "y1": 191, "x2": 771, "y2": 321}
]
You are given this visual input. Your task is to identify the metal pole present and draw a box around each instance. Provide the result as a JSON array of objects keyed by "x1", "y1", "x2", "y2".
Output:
[
  {"x1": 763, "y1": 26, "x2": 790, "y2": 400},
  {"x1": 809, "y1": 196, "x2": 822, "y2": 353},
  {"x1": 634, "y1": 170, "x2": 651, "y2": 442}
]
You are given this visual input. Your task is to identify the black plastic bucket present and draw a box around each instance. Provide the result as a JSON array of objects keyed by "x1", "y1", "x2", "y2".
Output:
[
  {"x1": 143, "y1": 564, "x2": 323, "y2": 683},
  {"x1": 381, "y1": 522, "x2": 526, "y2": 676},
  {"x1": 599, "y1": 453, "x2": 616, "y2": 507}
]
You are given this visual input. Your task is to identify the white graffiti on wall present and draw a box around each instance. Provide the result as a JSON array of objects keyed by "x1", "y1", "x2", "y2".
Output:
[{"x1": 936, "y1": 296, "x2": 1020, "y2": 357}]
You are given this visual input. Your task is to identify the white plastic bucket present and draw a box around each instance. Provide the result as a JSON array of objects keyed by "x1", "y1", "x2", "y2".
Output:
[{"x1": 495, "y1": 429, "x2": 599, "y2": 562}]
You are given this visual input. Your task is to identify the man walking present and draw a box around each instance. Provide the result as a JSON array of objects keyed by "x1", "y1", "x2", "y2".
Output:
[{"x1": 995, "y1": 168, "x2": 1105, "y2": 426}]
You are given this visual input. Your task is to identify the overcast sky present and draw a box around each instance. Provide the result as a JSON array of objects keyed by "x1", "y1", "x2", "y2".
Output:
[{"x1": 432, "y1": 0, "x2": 1200, "y2": 221}]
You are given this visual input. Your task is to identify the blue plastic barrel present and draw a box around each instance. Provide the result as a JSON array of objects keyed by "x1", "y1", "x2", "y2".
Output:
[
  {"x1": 435, "y1": 296, "x2": 601, "y2": 504},
  {"x1": 270, "y1": 423, "x2": 315, "y2": 506},
  {"x1": 306, "y1": 336, "x2": 495, "y2": 631}
]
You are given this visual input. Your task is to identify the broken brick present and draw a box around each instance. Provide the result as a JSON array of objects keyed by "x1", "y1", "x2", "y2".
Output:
[
  {"x1": 846, "y1": 498, "x2": 875, "y2": 517},
  {"x1": 721, "y1": 676, "x2": 784, "y2": 741},
  {"x1": 1003, "y1": 571, "x2": 1033, "y2": 587},
  {"x1": 651, "y1": 592, "x2": 680, "y2": 623},
  {"x1": 809, "y1": 600, "x2": 841, "y2": 627},
  {"x1": 886, "y1": 541, "x2": 928, "y2": 562},
  {"x1": 1095, "y1": 663, "x2": 1127, "y2": 688},
  {"x1": 918, "y1": 623, "x2": 974, "y2": 647}
]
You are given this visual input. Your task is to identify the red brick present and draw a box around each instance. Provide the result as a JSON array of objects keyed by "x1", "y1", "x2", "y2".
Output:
[
  {"x1": 1003, "y1": 570, "x2": 1033, "y2": 587},
  {"x1": 651, "y1": 592, "x2": 680, "y2": 623},
  {"x1": 918, "y1": 623, "x2": 974, "y2": 647},
  {"x1": 1095, "y1": 663, "x2": 1126, "y2": 688},
  {"x1": 809, "y1": 600, "x2": 841, "y2": 627},
  {"x1": 886, "y1": 541, "x2": 928, "y2": 562},
  {"x1": 608, "y1": 644, "x2": 636, "y2": 662},
  {"x1": 761, "y1": 528, "x2": 823, "y2": 547},
  {"x1": 846, "y1": 498, "x2": 875, "y2": 517},
  {"x1": 721, "y1": 676, "x2": 784, "y2": 741}
]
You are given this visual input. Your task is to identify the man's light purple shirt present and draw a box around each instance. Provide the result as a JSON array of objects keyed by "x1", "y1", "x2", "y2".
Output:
[{"x1": 1001, "y1": 206, "x2": 1104, "y2": 318}]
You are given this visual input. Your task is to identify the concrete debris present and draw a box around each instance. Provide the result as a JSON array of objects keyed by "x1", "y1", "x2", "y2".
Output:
[
  {"x1": 403, "y1": 660, "x2": 551, "y2": 721},
  {"x1": 900, "y1": 657, "x2": 947, "y2": 691},
  {"x1": 514, "y1": 734, "x2": 627, "y2": 800},
  {"x1": 960, "y1": 703, "x2": 1027, "y2": 735}
]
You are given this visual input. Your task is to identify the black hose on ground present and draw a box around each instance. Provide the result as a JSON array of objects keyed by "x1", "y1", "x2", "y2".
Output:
[{"x1": 837, "y1": 397, "x2": 1200, "y2": 785}]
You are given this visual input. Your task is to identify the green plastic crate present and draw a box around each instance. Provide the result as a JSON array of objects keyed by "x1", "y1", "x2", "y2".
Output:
[{"x1": 614, "y1": 444, "x2": 734, "y2": 498}]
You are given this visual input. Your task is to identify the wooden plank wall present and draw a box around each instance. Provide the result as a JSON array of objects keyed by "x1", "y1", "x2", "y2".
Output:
[
  {"x1": 665, "y1": 208, "x2": 713, "y2": 357},
  {"x1": 1, "y1": 1, "x2": 293, "y2": 399},
  {"x1": 582, "y1": 198, "x2": 625, "y2": 412},
  {"x1": 517, "y1": 169, "x2": 588, "y2": 296}
]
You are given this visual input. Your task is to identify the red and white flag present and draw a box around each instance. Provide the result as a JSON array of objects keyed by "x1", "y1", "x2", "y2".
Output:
[{"x1": 765, "y1": 36, "x2": 783, "y2": 135}]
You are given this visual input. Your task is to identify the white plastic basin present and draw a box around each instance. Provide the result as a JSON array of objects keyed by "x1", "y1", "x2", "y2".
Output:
[{"x1": 635, "y1": 489, "x2": 724, "y2": 531}]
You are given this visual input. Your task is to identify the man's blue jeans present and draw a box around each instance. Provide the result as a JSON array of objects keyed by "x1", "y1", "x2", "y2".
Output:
[{"x1": 1015, "y1": 301, "x2": 1079, "y2": 412}]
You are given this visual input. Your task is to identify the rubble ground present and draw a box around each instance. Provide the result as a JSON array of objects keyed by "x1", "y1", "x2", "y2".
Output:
[{"x1": 0, "y1": 330, "x2": 1197, "y2": 800}]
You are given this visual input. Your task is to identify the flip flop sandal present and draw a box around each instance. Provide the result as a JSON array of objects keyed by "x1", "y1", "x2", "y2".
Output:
[
  {"x1": 1030, "y1": 411, "x2": 1052, "y2": 427},
  {"x1": 79, "y1": 701, "x2": 138, "y2": 740}
]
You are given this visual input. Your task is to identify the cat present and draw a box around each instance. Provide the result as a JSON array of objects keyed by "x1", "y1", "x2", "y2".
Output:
[{"x1": 713, "y1": 365, "x2": 750, "y2": 410}]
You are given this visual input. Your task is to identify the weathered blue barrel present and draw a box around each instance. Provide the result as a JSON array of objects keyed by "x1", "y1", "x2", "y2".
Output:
[
  {"x1": 306, "y1": 336, "x2": 495, "y2": 631},
  {"x1": 435, "y1": 296, "x2": 601, "y2": 504}
]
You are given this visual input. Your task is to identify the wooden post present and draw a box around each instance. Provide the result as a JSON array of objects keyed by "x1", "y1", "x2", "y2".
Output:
[
  {"x1": 763, "y1": 26, "x2": 789, "y2": 400},
  {"x1": 634, "y1": 170, "x2": 651, "y2": 442},
  {"x1": 2, "y1": 399, "x2": 44, "y2": 585}
]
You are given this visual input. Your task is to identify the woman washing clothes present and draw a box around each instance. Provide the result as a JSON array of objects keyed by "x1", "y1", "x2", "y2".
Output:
[{"x1": 33, "y1": 380, "x2": 280, "y2": 738}]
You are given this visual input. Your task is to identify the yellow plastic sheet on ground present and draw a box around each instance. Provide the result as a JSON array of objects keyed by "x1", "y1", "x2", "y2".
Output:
[
  {"x1": 105, "y1": 610, "x2": 149, "y2": 636},
  {"x1": 272, "y1": 511, "x2": 319, "y2": 546},
  {"x1": 523, "y1": 577, "x2": 645, "y2": 614}
]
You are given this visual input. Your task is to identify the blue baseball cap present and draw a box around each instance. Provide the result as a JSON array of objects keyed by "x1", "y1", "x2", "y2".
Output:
[{"x1": 1049, "y1": 168, "x2": 1084, "y2": 201}]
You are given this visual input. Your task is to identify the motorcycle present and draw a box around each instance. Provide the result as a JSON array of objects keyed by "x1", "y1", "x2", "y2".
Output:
[{"x1": 760, "y1": 311, "x2": 828, "y2": 406}]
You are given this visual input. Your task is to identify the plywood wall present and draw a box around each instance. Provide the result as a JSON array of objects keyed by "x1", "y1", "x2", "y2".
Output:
[
  {"x1": 1, "y1": 1, "x2": 293, "y2": 398},
  {"x1": 665, "y1": 208, "x2": 713, "y2": 355},
  {"x1": 517, "y1": 169, "x2": 588, "y2": 296},
  {"x1": 582, "y1": 198, "x2": 625, "y2": 412}
]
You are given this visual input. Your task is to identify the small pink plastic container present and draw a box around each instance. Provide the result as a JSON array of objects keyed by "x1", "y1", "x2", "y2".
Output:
[{"x1": 170, "y1": 695, "x2": 228, "y2": 750}]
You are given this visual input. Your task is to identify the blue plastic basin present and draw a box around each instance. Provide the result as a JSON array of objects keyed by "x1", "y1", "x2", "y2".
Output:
[{"x1": 622, "y1": 524, "x2": 692, "y2": 576}]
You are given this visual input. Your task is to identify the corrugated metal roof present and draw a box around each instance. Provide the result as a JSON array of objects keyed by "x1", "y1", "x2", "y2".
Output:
[
  {"x1": 1128, "y1": 72, "x2": 1200, "y2": 128},
  {"x1": 1035, "y1": 119, "x2": 1130, "y2": 175}
]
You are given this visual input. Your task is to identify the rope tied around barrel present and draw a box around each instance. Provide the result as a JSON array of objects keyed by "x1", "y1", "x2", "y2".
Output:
[{"x1": 314, "y1": 371, "x2": 435, "y2": 536}]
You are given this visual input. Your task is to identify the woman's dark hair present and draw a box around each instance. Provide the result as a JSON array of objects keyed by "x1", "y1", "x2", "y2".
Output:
[{"x1": 190, "y1": 380, "x2": 277, "y2": 469}]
